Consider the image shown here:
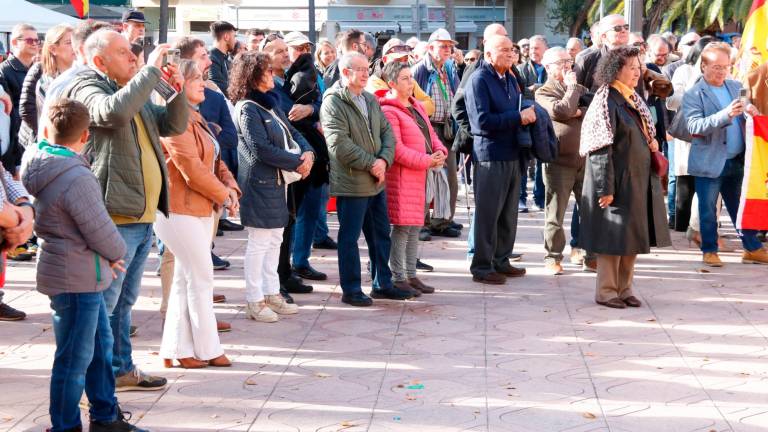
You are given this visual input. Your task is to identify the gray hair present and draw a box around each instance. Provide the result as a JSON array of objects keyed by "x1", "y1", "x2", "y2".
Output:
[
  {"x1": 566, "y1": 38, "x2": 582, "y2": 49},
  {"x1": 529, "y1": 35, "x2": 548, "y2": 47},
  {"x1": 338, "y1": 51, "x2": 367, "y2": 84},
  {"x1": 84, "y1": 29, "x2": 121, "y2": 62},
  {"x1": 364, "y1": 32, "x2": 376, "y2": 51},
  {"x1": 11, "y1": 23, "x2": 36, "y2": 41},
  {"x1": 646, "y1": 34, "x2": 669, "y2": 51},
  {"x1": 599, "y1": 14, "x2": 626, "y2": 34},
  {"x1": 541, "y1": 46, "x2": 568, "y2": 66}
]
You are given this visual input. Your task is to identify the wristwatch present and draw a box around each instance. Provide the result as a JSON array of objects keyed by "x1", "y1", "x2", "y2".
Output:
[{"x1": 16, "y1": 200, "x2": 35, "y2": 215}]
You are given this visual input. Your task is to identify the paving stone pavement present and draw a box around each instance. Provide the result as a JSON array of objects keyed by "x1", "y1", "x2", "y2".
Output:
[{"x1": 1, "y1": 199, "x2": 767, "y2": 432}]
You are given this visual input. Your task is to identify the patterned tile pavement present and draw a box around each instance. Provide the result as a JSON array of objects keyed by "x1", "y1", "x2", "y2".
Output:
[{"x1": 1, "y1": 197, "x2": 767, "y2": 432}]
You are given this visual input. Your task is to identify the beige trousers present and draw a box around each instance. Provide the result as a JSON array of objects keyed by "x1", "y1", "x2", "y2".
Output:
[{"x1": 595, "y1": 254, "x2": 637, "y2": 303}]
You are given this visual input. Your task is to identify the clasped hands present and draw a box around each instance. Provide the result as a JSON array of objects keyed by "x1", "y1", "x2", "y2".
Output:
[{"x1": 296, "y1": 151, "x2": 314, "y2": 179}]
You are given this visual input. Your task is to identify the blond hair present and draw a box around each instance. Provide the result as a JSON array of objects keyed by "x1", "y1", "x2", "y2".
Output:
[{"x1": 41, "y1": 24, "x2": 74, "y2": 77}]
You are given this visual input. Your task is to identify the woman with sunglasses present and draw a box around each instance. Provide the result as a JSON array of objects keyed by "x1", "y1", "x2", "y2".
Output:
[{"x1": 19, "y1": 24, "x2": 75, "y2": 149}]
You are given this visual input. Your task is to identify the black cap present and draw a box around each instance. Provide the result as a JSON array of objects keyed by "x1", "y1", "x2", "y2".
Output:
[{"x1": 122, "y1": 9, "x2": 147, "y2": 23}]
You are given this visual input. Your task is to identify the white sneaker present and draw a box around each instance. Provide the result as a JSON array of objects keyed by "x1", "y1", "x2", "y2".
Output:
[
  {"x1": 245, "y1": 301, "x2": 278, "y2": 323},
  {"x1": 265, "y1": 295, "x2": 299, "y2": 315}
]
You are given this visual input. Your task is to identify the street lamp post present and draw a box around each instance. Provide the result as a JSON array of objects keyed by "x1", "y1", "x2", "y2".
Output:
[{"x1": 309, "y1": 0, "x2": 316, "y2": 43}]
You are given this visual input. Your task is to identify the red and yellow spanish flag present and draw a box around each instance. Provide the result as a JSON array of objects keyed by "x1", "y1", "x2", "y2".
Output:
[
  {"x1": 69, "y1": 0, "x2": 89, "y2": 19},
  {"x1": 738, "y1": 116, "x2": 768, "y2": 230},
  {"x1": 736, "y1": 0, "x2": 768, "y2": 78}
]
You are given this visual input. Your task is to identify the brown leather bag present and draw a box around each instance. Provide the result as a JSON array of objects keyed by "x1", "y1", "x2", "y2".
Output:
[{"x1": 644, "y1": 68, "x2": 673, "y2": 98}]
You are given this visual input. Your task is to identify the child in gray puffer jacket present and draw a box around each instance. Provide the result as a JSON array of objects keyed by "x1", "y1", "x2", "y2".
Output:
[{"x1": 21, "y1": 99, "x2": 146, "y2": 432}]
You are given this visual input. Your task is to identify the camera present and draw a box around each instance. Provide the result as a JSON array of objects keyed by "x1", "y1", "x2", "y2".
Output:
[{"x1": 164, "y1": 49, "x2": 180, "y2": 66}]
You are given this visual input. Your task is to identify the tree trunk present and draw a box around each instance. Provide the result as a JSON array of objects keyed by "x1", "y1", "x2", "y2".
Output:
[
  {"x1": 644, "y1": 0, "x2": 674, "y2": 36},
  {"x1": 569, "y1": 0, "x2": 597, "y2": 37}
]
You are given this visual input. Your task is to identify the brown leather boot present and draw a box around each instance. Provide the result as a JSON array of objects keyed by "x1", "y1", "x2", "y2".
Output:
[
  {"x1": 394, "y1": 280, "x2": 421, "y2": 297},
  {"x1": 407, "y1": 277, "x2": 435, "y2": 294}
]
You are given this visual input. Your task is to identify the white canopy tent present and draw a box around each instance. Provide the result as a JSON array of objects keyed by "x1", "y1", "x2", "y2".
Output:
[{"x1": 0, "y1": 0, "x2": 80, "y2": 34}]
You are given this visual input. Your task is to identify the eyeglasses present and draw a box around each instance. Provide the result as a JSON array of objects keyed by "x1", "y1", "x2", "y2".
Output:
[
  {"x1": 611, "y1": 24, "x2": 631, "y2": 32},
  {"x1": 551, "y1": 59, "x2": 573, "y2": 67},
  {"x1": 632, "y1": 41, "x2": 647, "y2": 48},
  {"x1": 465, "y1": 56, "x2": 478, "y2": 63},
  {"x1": 706, "y1": 64, "x2": 729, "y2": 72},
  {"x1": 17, "y1": 37, "x2": 40, "y2": 45},
  {"x1": 345, "y1": 67, "x2": 369, "y2": 74}
]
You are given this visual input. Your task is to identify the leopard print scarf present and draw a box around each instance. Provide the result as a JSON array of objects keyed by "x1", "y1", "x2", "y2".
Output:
[{"x1": 579, "y1": 84, "x2": 656, "y2": 156}]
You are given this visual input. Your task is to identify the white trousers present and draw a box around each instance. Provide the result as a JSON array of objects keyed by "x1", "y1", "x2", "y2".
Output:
[
  {"x1": 244, "y1": 227, "x2": 284, "y2": 303},
  {"x1": 154, "y1": 212, "x2": 223, "y2": 361}
]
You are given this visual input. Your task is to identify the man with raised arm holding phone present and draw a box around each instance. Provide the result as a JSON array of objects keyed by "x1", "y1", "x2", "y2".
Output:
[{"x1": 63, "y1": 29, "x2": 189, "y2": 392}]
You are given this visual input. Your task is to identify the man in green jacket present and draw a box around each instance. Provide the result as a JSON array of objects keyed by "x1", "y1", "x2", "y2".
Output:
[
  {"x1": 64, "y1": 29, "x2": 188, "y2": 391},
  {"x1": 320, "y1": 52, "x2": 413, "y2": 307}
]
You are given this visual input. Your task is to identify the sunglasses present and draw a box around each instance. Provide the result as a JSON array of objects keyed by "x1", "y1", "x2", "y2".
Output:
[
  {"x1": 17, "y1": 37, "x2": 40, "y2": 45},
  {"x1": 632, "y1": 41, "x2": 647, "y2": 48},
  {"x1": 611, "y1": 24, "x2": 631, "y2": 32},
  {"x1": 465, "y1": 56, "x2": 478, "y2": 63}
]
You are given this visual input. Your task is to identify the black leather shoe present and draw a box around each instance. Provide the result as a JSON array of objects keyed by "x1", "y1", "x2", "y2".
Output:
[
  {"x1": 449, "y1": 221, "x2": 464, "y2": 230},
  {"x1": 497, "y1": 265, "x2": 526, "y2": 277},
  {"x1": 370, "y1": 286, "x2": 414, "y2": 300},
  {"x1": 416, "y1": 259, "x2": 434, "y2": 272},
  {"x1": 219, "y1": 219, "x2": 244, "y2": 231},
  {"x1": 312, "y1": 237, "x2": 338, "y2": 250},
  {"x1": 341, "y1": 293, "x2": 373, "y2": 307},
  {"x1": 430, "y1": 227, "x2": 461, "y2": 238},
  {"x1": 283, "y1": 276, "x2": 313, "y2": 294},
  {"x1": 279, "y1": 287, "x2": 295, "y2": 304},
  {"x1": 418, "y1": 227, "x2": 432, "y2": 241},
  {"x1": 622, "y1": 296, "x2": 642, "y2": 307},
  {"x1": 293, "y1": 265, "x2": 327, "y2": 281}
]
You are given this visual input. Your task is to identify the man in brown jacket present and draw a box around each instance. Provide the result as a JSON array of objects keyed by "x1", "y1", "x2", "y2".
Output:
[{"x1": 535, "y1": 47, "x2": 594, "y2": 275}]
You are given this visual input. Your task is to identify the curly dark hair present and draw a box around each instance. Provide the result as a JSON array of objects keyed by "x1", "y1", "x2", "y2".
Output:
[
  {"x1": 228, "y1": 51, "x2": 272, "y2": 102},
  {"x1": 594, "y1": 46, "x2": 641, "y2": 87}
]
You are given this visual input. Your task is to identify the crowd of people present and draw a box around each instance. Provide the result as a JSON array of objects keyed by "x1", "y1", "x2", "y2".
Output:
[{"x1": 0, "y1": 9, "x2": 766, "y2": 432}]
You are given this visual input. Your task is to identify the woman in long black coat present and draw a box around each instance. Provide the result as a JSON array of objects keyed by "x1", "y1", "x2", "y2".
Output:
[{"x1": 578, "y1": 46, "x2": 671, "y2": 309}]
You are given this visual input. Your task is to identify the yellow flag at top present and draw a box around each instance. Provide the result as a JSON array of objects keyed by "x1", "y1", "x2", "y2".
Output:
[{"x1": 736, "y1": 0, "x2": 768, "y2": 78}]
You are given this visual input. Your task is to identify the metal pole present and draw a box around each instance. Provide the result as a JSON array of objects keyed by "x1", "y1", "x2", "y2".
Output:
[
  {"x1": 159, "y1": 0, "x2": 169, "y2": 43},
  {"x1": 600, "y1": 0, "x2": 604, "y2": 19},
  {"x1": 308, "y1": 0, "x2": 316, "y2": 43},
  {"x1": 624, "y1": 0, "x2": 642, "y2": 33},
  {"x1": 416, "y1": 0, "x2": 421, "y2": 40}
]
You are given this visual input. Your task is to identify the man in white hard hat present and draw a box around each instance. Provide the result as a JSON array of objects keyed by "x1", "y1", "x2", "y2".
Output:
[{"x1": 411, "y1": 28, "x2": 462, "y2": 239}]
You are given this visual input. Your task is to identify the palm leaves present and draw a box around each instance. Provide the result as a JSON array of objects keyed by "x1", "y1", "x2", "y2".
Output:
[{"x1": 583, "y1": 0, "x2": 753, "y2": 33}]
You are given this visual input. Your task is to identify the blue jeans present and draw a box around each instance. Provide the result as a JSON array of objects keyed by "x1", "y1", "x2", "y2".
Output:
[
  {"x1": 667, "y1": 141, "x2": 676, "y2": 218},
  {"x1": 50, "y1": 293, "x2": 117, "y2": 431},
  {"x1": 292, "y1": 183, "x2": 324, "y2": 268},
  {"x1": 336, "y1": 192, "x2": 393, "y2": 295},
  {"x1": 102, "y1": 223, "x2": 154, "y2": 377},
  {"x1": 570, "y1": 201, "x2": 581, "y2": 248},
  {"x1": 313, "y1": 184, "x2": 331, "y2": 243},
  {"x1": 695, "y1": 157, "x2": 762, "y2": 253},
  {"x1": 519, "y1": 159, "x2": 545, "y2": 208}
]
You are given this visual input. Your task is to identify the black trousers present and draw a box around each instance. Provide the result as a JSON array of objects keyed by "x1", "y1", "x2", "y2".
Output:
[
  {"x1": 674, "y1": 175, "x2": 696, "y2": 232},
  {"x1": 470, "y1": 160, "x2": 521, "y2": 277},
  {"x1": 277, "y1": 180, "x2": 308, "y2": 282}
]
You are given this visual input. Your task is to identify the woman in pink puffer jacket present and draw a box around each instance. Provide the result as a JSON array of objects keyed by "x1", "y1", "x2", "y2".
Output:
[{"x1": 378, "y1": 62, "x2": 448, "y2": 296}]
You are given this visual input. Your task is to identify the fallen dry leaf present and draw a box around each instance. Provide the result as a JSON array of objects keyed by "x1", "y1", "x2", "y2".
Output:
[
  {"x1": 406, "y1": 395, "x2": 417, "y2": 400},
  {"x1": 582, "y1": 412, "x2": 597, "y2": 419},
  {"x1": 245, "y1": 379, "x2": 257, "y2": 385},
  {"x1": 698, "y1": 268, "x2": 711, "y2": 273},
  {"x1": 315, "y1": 372, "x2": 332, "y2": 378}
]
